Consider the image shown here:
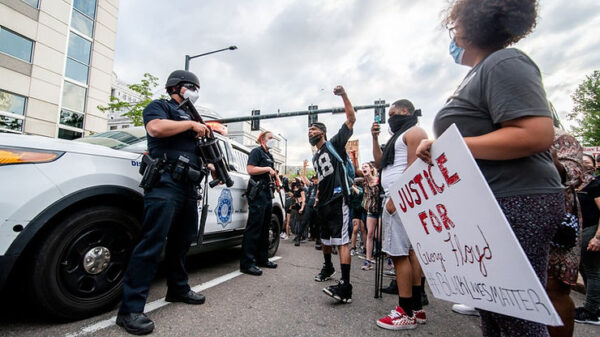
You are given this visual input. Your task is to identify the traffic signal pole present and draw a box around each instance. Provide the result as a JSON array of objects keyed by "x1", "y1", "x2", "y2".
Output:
[{"x1": 208, "y1": 102, "x2": 389, "y2": 124}]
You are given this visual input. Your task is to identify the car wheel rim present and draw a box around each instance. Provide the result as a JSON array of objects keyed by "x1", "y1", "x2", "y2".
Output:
[{"x1": 58, "y1": 223, "x2": 134, "y2": 299}]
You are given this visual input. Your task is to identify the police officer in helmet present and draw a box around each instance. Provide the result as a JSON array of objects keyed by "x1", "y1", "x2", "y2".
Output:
[
  {"x1": 117, "y1": 70, "x2": 209, "y2": 335},
  {"x1": 240, "y1": 131, "x2": 279, "y2": 275}
]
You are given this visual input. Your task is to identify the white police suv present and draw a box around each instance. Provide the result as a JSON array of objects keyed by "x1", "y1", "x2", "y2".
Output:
[{"x1": 0, "y1": 126, "x2": 284, "y2": 320}]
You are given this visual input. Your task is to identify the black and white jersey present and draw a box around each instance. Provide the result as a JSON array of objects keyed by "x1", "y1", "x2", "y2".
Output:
[{"x1": 312, "y1": 123, "x2": 352, "y2": 205}]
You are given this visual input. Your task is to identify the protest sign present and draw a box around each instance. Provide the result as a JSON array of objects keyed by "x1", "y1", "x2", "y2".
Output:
[{"x1": 388, "y1": 124, "x2": 562, "y2": 326}]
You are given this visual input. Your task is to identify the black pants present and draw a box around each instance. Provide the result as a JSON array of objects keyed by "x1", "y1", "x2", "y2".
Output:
[
  {"x1": 120, "y1": 173, "x2": 198, "y2": 314},
  {"x1": 306, "y1": 205, "x2": 319, "y2": 242},
  {"x1": 240, "y1": 190, "x2": 272, "y2": 268}
]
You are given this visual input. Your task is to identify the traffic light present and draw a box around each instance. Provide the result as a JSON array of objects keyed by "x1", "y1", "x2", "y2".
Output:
[
  {"x1": 308, "y1": 105, "x2": 318, "y2": 127},
  {"x1": 251, "y1": 109, "x2": 260, "y2": 131},
  {"x1": 374, "y1": 99, "x2": 386, "y2": 124}
]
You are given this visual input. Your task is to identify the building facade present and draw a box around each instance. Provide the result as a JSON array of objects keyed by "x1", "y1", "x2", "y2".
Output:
[
  {"x1": 107, "y1": 71, "x2": 141, "y2": 130},
  {"x1": 0, "y1": 0, "x2": 119, "y2": 138},
  {"x1": 227, "y1": 121, "x2": 286, "y2": 173}
]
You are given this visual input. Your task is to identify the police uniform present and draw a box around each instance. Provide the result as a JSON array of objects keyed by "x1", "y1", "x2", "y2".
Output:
[
  {"x1": 240, "y1": 145, "x2": 274, "y2": 271},
  {"x1": 119, "y1": 98, "x2": 200, "y2": 315}
]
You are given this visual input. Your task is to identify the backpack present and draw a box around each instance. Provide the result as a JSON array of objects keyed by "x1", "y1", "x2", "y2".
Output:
[{"x1": 324, "y1": 141, "x2": 355, "y2": 198}]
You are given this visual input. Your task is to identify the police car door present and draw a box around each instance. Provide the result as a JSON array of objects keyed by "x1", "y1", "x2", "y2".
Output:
[{"x1": 200, "y1": 138, "x2": 248, "y2": 236}]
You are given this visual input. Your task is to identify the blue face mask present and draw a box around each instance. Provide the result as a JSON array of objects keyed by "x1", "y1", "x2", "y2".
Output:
[{"x1": 449, "y1": 39, "x2": 465, "y2": 65}]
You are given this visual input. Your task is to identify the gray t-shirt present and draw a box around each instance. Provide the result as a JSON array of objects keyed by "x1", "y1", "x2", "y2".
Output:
[{"x1": 433, "y1": 48, "x2": 562, "y2": 198}]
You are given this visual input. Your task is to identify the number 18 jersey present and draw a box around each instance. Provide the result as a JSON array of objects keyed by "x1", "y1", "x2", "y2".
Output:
[{"x1": 312, "y1": 123, "x2": 352, "y2": 206}]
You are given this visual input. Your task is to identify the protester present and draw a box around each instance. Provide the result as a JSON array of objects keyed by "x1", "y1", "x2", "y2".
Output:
[
  {"x1": 291, "y1": 178, "x2": 307, "y2": 246},
  {"x1": 349, "y1": 178, "x2": 367, "y2": 256},
  {"x1": 117, "y1": 70, "x2": 209, "y2": 335},
  {"x1": 416, "y1": 1, "x2": 564, "y2": 335},
  {"x1": 301, "y1": 161, "x2": 321, "y2": 249},
  {"x1": 360, "y1": 162, "x2": 382, "y2": 271},
  {"x1": 372, "y1": 99, "x2": 428, "y2": 330},
  {"x1": 240, "y1": 131, "x2": 279, "y2": 276},
  {"x1": 574, "y1": 153, "x2": 600, "y2": 325},
  {"x1": 547, "y1": 128, "x2": 584, "y2": 337},
  {"x1": 310, "y1": 85, "x2": 356, "y2": 304}
]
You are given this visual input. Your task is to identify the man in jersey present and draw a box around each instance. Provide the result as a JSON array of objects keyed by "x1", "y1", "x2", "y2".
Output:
[
  {"x1": 372, "y1": 100, "x2": 428, "y2": 330},
  {"x1": 309, "y1": 85, "x2": 356, "y2": 303}
]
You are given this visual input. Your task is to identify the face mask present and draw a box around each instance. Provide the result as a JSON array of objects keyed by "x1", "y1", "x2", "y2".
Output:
[
  {"x1": 388, "y1": 114, "x2": 418, "y2": 134},
  {"x1": 183, "y1": 88, "x2": 200, "y2": 104},
  {"x1": 309, "y1": 135, "x2": 321, "y2": 146},
  {"x1": 266, "y1": 139, "x2": 275, "y2": 149},
  {"x1": 449, "y1": 39, "x2": 465, "y2": 65},
  {"x1": 388, "y1": 125, "x2": 395, "y2": 136}
]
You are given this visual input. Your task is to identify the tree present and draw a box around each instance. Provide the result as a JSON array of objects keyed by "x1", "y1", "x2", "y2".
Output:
[
  {"x1": 568, "y1": 70, "x2": 600, "y2": 146},
  {"x1": 97, "y1": 73, "x2": 166, "y2": 126}
]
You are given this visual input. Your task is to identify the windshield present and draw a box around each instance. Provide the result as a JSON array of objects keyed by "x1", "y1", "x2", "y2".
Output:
[
  {"x1": 75, "y1": 128, "x2": 146, "y2": 150},
  {"x1": 121, "y1": 139, "x2": 147, "y2": 154}
]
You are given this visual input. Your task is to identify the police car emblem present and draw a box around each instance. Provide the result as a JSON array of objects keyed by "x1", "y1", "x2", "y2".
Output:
[{"x1": 215, "y1": 189, "x2": 233, "y2": 228}]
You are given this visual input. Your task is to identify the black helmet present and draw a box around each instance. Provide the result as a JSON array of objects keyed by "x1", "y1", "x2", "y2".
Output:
[{"x1": 165, "y1": 70, "x2": 200, "y2": 88}]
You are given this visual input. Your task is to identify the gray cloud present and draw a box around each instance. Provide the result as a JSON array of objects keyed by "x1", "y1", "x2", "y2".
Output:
[{"x1": 113, "y1": 0, "x2": 600, "y2": 166}]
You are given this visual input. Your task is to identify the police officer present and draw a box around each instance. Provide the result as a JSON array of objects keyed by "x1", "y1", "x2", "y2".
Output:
[
  {"x1": 117, "y1": 70, "x2": 209, "y2": 335},
  {"x1": 240, "y1": 131, "x2": 278, "y2": 275}
]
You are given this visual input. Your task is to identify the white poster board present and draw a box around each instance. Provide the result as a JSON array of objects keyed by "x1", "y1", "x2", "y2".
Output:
[{"x1": 388, "y1": 124, "x2": 562, "y2": 326}]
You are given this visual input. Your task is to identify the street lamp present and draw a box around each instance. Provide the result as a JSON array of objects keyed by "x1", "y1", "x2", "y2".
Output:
[
  {"x1": 184, "y1": 45, "x2": 237, "y2": 70},
  {"x1": 278, "y1": 133, "x2": 288, "y2": 174}
]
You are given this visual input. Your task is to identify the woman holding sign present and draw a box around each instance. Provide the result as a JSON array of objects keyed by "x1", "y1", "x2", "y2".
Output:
[{"x1": 417, "y1": 1, "x2": 564, "y2": 336}]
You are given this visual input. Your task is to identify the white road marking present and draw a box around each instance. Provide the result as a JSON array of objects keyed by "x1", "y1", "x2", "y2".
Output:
[{"x1": 65, "y1": 256, "x2": 281, "y2": 337}]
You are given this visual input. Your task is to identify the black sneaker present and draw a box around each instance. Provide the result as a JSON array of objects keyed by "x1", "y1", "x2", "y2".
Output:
[
  {"x1": 575, "y1": 307, "x2": 600, "y2": 325},
  {"x1": 314, "y1": 264, "x2": 335, "y2": 282},
  {"x1": 323, "y1": 280, "x2": 352, "y2": 303}
]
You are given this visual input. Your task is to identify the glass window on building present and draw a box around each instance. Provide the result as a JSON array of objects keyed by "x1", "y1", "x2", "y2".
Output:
[
  {"x1": 71, "y1": 9, "x2": 94, "y2": 37},
  {"x1": 67, "y1": 32, "x2": 91, "y2": 65},
  {"x1": 0, "y1": 90, "x2": 26, "y2": 116},
  {"x1": 0, "y1": 90, "x2": 26, "y2": 133},
  {"x1": 59, "y1": 109, "x2": 84, "y2": 129},
  {"x1": 0, "y1": 26, "x2": 33, "y2": 63},
  {"x1": 73, "y1": 0, "x2": 97, "y2": 19},
  {"x1": 62, "y1": 81, "x2": 87, "y2": 113},
  {"x1": 58, "y1": 128, "x2": 83, "y2": 140},
  {"x1": 0, "y1": 115, "x2": 24, "y2": 133},
  {"x1": 65, "y1": 58, "x2": 89, "y2": 84},
  {"x1": 21, "y1": 0, "x2": 39, "y2": 8}
]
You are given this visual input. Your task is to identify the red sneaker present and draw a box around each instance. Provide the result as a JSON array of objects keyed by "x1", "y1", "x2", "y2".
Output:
[
  {"x1": 414, "y1": 309, "x2": 427, "y2": 324},
  {"x1": 376, "y1": 306, "x2": 417, "y2": 330}
]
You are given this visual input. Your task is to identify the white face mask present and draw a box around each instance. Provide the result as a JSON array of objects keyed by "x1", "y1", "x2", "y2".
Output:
[
  {"x1": 266, "y1": 139, "x2": 276, "y2": 149},
  {"x1": 183, "y1": 89, "x2": 200, "y2": 104}
]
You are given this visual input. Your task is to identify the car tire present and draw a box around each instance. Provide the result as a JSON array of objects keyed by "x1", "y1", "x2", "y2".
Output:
[
  {"x1": 29, "y1": 205, "x2": 140, "y2": 320},
  {"x1": 267, "y1": 213, "x2": 280, "y2": 257}
]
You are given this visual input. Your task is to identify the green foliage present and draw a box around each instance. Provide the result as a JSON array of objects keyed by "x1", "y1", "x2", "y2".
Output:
[
  {"x1": 568, "y1": 70, "x2": 600, "y2": 146},
  {"x1": 97, "y1": 73, "x2": 167, "y2": 126}
]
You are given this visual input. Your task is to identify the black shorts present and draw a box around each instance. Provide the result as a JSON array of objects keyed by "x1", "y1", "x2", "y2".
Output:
[
  {"x1": 317, "y1": 197, "x2": 350, "y2": 246},
  {"x1": 351, "y1": 207, "x2": 364, "y2": 221}
]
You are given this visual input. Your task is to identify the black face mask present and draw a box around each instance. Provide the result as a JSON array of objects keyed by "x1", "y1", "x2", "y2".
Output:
[
  {"x1": 309, "y1": 135, "x2": 321, "y2": 146},
  {"x1": 388, "y1": 114, "x2": 418, "y2": 133}
]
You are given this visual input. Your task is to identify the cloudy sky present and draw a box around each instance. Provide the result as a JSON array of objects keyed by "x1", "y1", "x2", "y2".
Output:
[{"x1": 113, "y1": 0, "x2": 600, "y2": 166}]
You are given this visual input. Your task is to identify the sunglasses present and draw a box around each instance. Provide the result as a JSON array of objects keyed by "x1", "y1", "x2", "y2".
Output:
[{"x1": 182, "y1": 83, "x2": 198, "y2": 91}]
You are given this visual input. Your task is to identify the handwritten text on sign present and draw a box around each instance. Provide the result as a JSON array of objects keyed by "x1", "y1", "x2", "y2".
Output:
[{"x1": 388, "y1": 124, "x2": 561, "y2": 326}]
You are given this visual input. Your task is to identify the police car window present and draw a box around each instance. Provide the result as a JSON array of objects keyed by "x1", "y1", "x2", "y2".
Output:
[
  {"x1": 230, "y1": 147, "x2": 249, "y2": 173},
  {"x1": 216, "y1": 139, "x2": 232, "y2": 169}
]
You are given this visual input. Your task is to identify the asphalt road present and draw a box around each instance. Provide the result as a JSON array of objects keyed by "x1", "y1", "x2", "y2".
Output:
[{"x1": 0, "y1": 239, "x2": 597, "y2": 337}]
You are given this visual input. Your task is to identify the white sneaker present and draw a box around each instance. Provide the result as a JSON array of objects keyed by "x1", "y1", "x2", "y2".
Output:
[{"x1": 451, "y1": 304, "x2": 479, "y2": 316}]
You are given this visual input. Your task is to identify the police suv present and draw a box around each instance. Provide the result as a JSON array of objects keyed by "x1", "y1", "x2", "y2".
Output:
[{"x1": 0, "y1": 125, "x2": 284, "y2": 320}]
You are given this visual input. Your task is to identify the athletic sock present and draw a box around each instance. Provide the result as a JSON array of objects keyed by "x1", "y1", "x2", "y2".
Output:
[
  {"x1": 398, "y1": 296, "x2": 413, "y2": 317},
  {"x1": 341, "y1": 263, "x2": 350, "y2": 283},
  {"x1": 324, "y1": 253, "x2": 332, "y2": 268},
  {"x1": 412, "y1": 286, "x2": 423, "y2": 311}
]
